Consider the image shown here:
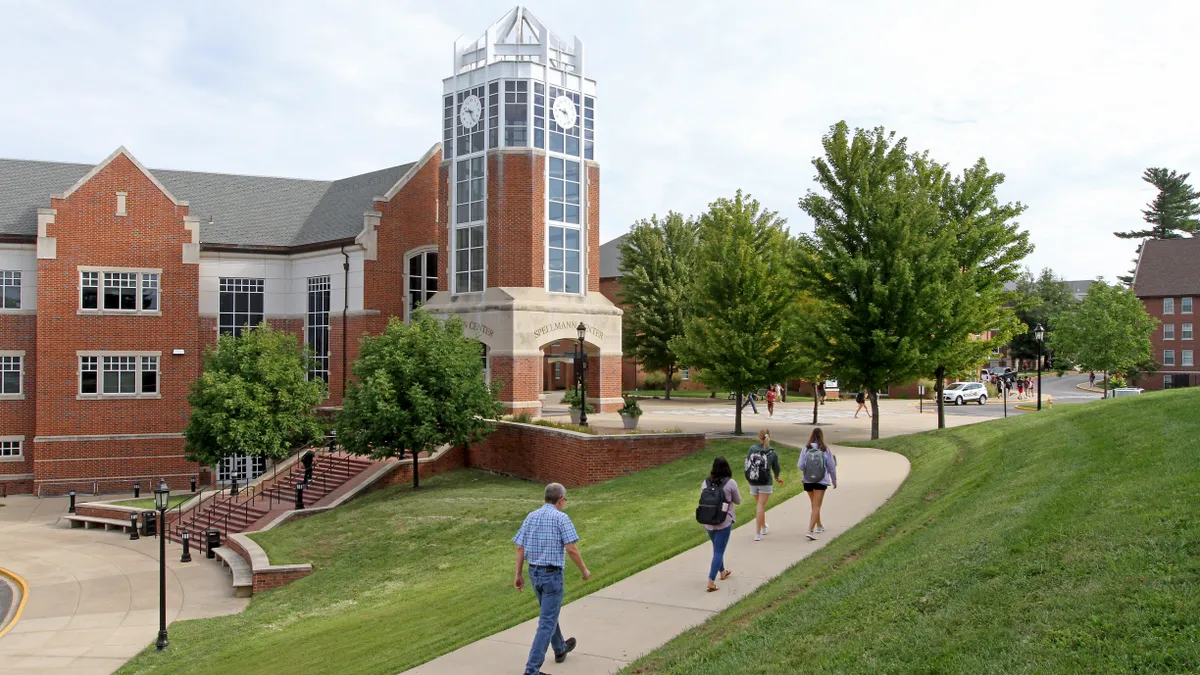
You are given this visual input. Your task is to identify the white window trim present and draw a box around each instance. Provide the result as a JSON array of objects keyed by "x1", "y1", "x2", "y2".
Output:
[
  {"x1": 0, "y1": 269, "x2": 22, "y2": 311},
  {"x1": 1183, "y1": 350, "x2": 1194, "y2": 368},
  {"x1": 1162, "y1": 349, "x2": 1176, "y2": 367},
  {"x1": 76, "y1": 350, "x2": 162, "y2": 400},
  {"x1": 1183, "y1": 323, "x2": 1194, "y2": 341},
  {"x1": 1183, "y1": 297, "x2": 1194, "y2": 314},
  {"x1": 306, "y1": 275, "x2": 331, "y2": 383},
  {"x1": 1164, "y1": 324, "x2": 1175, "y2": 340},
  {"x1": 78, "y1": 266, "x2": 163, "y2": 316},
  {"x1": 0, "y1": 435, "x2": 23, "y2": 462},
  {"x1": 404, "y1": 245, "x2": 439, "y2": 323},
  {"x1": 0, "y1": 350, "x2": 24, "y2": 401},
  {"x1": 543, "y1": 156, "x2": 586, "y2": 296},
  {"x1": 1163, "y1": 298, "x2": 1175, "y2": 315},
  {"x1": 450, "y1": 155, "x2": 487, "y2": 296}
]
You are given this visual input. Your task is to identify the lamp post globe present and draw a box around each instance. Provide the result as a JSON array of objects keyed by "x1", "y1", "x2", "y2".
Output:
[
  {"x1": 154, "y1": 480, "x2": 170, "y2": 650},
  {"x1": 576, "y1": 322, "x2": 586, "y2": 342},
  {"x1": 1034, "y1": 324, "x2": 1045, "y2": 411}
]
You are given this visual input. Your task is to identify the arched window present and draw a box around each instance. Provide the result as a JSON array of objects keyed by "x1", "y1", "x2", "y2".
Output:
[{"x1": 407, "y1": 250, "x2": 438, "y2": 316}]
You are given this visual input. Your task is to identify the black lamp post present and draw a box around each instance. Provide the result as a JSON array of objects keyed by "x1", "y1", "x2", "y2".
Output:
[
  {"x1": 133, "y1": 481, "x2": 141, "y2": 499},
  {"x1": 576, "y1": 323, "x2": 588, "y2": 426},
  {"x1": 180, "y1": 529, "x2": 192, "y2": 563},
  {"x1": 129, "y1": 512, "x2": 140, "y2": 540},
  {"x1": 153, "y1": 480, "x2": 170, "y2": 651},
  {"x1": 1035, "y1": 323, "x2": 1045, "y2": 411},
  {"x1": 68, "y1": 489, "x2": 77, "y2": 514}
]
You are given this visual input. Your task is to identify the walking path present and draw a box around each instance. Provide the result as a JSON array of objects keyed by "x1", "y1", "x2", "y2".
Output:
[
  {"x1": 0, "y1": 496, "x2": 248, "y2": 675},
  {"x1": 404, "y1": 441, "x2": 910, "y2": 674}
]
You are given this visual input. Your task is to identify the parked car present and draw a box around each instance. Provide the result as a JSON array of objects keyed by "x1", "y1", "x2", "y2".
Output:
[
  {"x1": 943, "y1": 381, "x2": 988, "y2": 406},
  {"x1": 1111, "y1": 387, "x2": 1144, "y2": 397},
  {"x1": 985, "y1": 367, "x2": 1013, "y2": 377}
]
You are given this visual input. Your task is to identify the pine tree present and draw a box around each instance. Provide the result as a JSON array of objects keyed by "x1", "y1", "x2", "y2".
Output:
[
  {"x1": 617, "y1": 213, "x2": 698, "y2": 400},
  {"x1": 1116, "y1": 168, "x2": 1200, "y2": 283}
]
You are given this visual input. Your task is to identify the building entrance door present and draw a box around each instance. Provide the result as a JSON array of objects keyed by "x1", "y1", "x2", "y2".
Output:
[{"x1": 217, "y1": 455, "x2": 267, "y2": 484}]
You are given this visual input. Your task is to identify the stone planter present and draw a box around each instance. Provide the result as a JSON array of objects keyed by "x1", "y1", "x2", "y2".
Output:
[
  {"x1": 569, "y1": 409, "x2": 582, "y2": 425},
  {"x1": 620, "y1": 413, "x2": 639, "y2": 430}
]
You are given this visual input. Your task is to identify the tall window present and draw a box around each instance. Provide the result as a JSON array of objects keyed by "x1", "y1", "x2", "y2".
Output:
[
  {"x1": 219, "y1": 278, "x2": 264, "y2": 336},
  {"x1": 307, "y1": 276, "x2": 330, "y2": 383},
  {"x1": 455, "y1": 157, "x2": 485, "y2": 293},
  {"x1": 533, "y1": 82, "x2": 546, "y2": 149},
  {"x1": 80, "y1": 270, "x2": 158, "y2": 313},
  {"x1": 442, "y1": 94, "x2": 455, "y2": 159},
  {"x1": 1163, "y1": 350, "x2": 1176, "y2": 367},
  {"x1": 548, "y1": 157, "x2": 582, "y2": 294},
  {"x1": 504, "y1": 80, "x2": 529, "y2": 147},
  {"x1": 1164, "y1": 298, "x2": 1175, "y2": 315},
  {"x1": 1164, "y1": 374, "x2": 1175, "y2": 389},
  {"x1": 1165, "y1": 324, "x2": 1175, "y2": 340},
  {"x1": 488, "y1": 81, "x2": 500, "y2": 149},
  {"x1": 1183, "y1": 323, "x2": 1193, "y2": 340},
  {"x1": 1184, "y1": 297, "x2": 1194, "y2": 314},
  {"x1": 142, "y1": 273, "x2": 159, "y2": 311},
  {"x1": 408, "y1": 251, "x2": 438, "y2": 314},
  {"x1": 0, "y1": 355, "x2": 21, "y2": 395},
  {"x1": 1, "y1": 271, "x2": 19, "y2": 309},
  {"x1": 583, "y1": 95, "x2": 595, "y2": 160},
  {"x1": 1184, "y1": 350, "x2": 1194, "y2": 367}
]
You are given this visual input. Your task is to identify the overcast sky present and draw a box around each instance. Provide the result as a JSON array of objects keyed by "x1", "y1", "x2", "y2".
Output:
[{"x1": 3, "y1": 0, "x2": 1197, "y2": 281}]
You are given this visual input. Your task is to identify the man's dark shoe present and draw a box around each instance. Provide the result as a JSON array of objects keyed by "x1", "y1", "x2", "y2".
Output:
[{"x1": 555, "y1": 637, "x2": 577, "y2": 663}]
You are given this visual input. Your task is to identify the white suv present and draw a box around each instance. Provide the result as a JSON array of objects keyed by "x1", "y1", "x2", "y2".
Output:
[{"x1": 943, "y1": 381, "x2": 987, "y2": 406}]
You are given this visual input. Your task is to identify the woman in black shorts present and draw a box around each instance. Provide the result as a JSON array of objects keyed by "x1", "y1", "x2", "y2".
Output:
[{"x1": 798, "y1": 427, "x2": 838, "y2": 540}]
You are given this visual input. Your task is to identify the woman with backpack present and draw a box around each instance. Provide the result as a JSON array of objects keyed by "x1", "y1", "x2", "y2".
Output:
[
  {"x1": 798, "y1": 428, "x2": 837, "y2": 541},
  {"x1": 745, "y1": 429, "x2": 782, "y2": 542},
  {"x1": 697, "y1": 456, "x2": 741, "y2": 592},
  {"x1": 854, "y1": 390, "x2": 871, "y2": 418}
]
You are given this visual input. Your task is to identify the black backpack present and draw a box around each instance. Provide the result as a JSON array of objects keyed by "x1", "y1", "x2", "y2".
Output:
[{"x1": 695, "y1": 477, "x2": 728, "y2": 525}]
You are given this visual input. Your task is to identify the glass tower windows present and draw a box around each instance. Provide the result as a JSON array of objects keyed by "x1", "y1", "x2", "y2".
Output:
[{"x1": 504, "y1": 80, "x2": 528, "y2": 147}]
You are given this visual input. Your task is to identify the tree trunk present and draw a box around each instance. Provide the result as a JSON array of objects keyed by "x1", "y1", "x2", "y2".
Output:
[
  {"x1": 734, "y1": 392, "x2": 744, "y2": 436},
  {"x1": 935, "y1": 366, "x2": 946, "y2": 430},
  {"x1": 664, "y1": 366, "x2": 673, "y2": 400},
  {"x1": 869, "y1": 390, "x2": 880, "y2": 440},
  {"x1": 1102, "y1": 371, "x2": 1108, "y2": 399},
  {"x1": 812, "y1": 382, "x2": 819, "y2": 425},
  {"x1": 411, "y1": 447, "x2": 422, "y2": 489}
]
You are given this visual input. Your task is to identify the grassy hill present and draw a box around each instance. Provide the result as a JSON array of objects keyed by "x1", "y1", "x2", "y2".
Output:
[
  {"x1": 117, "y1": 439, "x2": 801, "y2": 675},
  {"x1": 626, "y1": 388, "x2": 1200, "y2": 673}
]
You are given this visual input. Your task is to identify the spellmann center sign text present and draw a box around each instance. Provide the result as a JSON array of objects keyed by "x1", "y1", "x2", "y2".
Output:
[{"x1": 532, "y1": 320, "x2": 605, "y2": 341}]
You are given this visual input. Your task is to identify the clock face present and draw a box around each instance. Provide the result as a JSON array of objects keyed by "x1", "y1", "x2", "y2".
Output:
[
  {"x1": 459, "y1": 95, "x2": 482, "y2": 130},
  {"x1": 552, "y1": 95, "x2": 577, "y2": 130}
]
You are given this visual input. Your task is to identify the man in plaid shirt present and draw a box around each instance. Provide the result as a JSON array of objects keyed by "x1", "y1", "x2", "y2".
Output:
[{"x1": 513, "y1": 482, "x2": 591, "y2": 675}]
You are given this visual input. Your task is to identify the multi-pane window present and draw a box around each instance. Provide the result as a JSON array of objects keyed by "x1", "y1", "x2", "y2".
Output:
[
  {"x1": 80, "y1": 355, "x2": 158, "y2": 395},
  {"x1": 307, "y1": 276, "x2": 330, "y2": 383},
  {"x1": 0, "y1": 439, "x2": 20, "y2": 458},
  {"x1": 0, "y1": 356, "x2": 20, "y2": 395},
  {"x1": 1164, "y1": 374, "x2": 1175, "y2": 389},
  {"x1": 455, "y1": 157, "x2": 485, "y2": 294},
  {"x1": 456, "y1": 85, "x2": 486, "y2": 156},
  {"x1": 1184, "y1": 350, "x2": 1194, "y2": 367},
  {"x1": 583, "y1": 96, "x2": 595, "y2": 160},
  {"x1": 547, "y1": 86, "x2": 581, "y2": 156},
  {"x1": 442, "y1": 95, "x2": 455, "y2": 159},
  {"x1": 504, "y1": 80, "x2": 529, "y2": 147},
  {"x1": 408, "y1": 252, "x2": 438, "y2": 314},
  {"x1": 548, "y1": 157, "x2": 582, "y2": 294},
  {"x1": 142, "y1": 273, "x2": 159, "y2": 311},
  {"x1": 1164, "y1": 298, "x2": 1175, "y2": 315},
  {"x1": 80, "y1": 270, "x2": 158, "y2": 312},
  {"x1": 219, "y1": 278, "x2": 264, "y2": 336},
  {"x1": 1184, "y1": 297, "x2": 1194, "y2": 314},
  {"x1": 1184, "y1": 323, "x2": 1194, "y2": 340},
  {"x1": 81, "y1": 272, "x2": 98, "y2": 308},
  {"x1": 1164, "y1": 324, "x2": 1175, "y2": 340},
  {"x1": 1, "y1": 271, "x2": 20, "y2": 309},
  {"x1": 1163, "y1": 350, "x2": 1176, "y2": 367},
  {"x1": 533, "y1": 82, "x2": 546, "y2": 149},
  {"x1": 549, "y1": 158, "x2": 581, "y2": 224},
  {"x1": 548, "y1": 226, "x2": 581, "y2": 294},
  {"x1": 103, "y1": 272, "x2": 137, "y2": 310},
  {"x1": 488, "y1": 82, "x2": 500, "y2": 149}
]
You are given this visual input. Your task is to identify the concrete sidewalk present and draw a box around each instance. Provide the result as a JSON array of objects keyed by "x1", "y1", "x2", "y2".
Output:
[
  {"x1": 403, "y1": 443, "x2": 910, "y2": 675},
  {"x1": 0, "y1": 496, "x2": 248, "y2": 675}
]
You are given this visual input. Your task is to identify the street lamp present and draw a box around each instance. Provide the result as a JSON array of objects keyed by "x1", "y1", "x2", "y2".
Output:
[
  {"x1": 1035, "y1": 323, "x2": 1045, "y2": 411},
  {"x1": 576, "y1": 323, "x2": 588, "y2": 426},
  {"x1": 153, "y1": 479, "x2": 170, "y2": 651}
]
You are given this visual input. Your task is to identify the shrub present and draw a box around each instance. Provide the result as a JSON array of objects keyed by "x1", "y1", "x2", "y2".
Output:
[
  {"x1": 561, "y1": 389, "x2": 595, "y2": 413},
  {"x1": 618, "y1": 396, "x2": 644, "y2": 418},
  {"x1": 531, "y1": 419, "x2": 596, "y2": 434},
  {"x1": 1106, "y1": 374, "x2": 1127, "y2": 389},
  {"x1": 641, "y1": 370, "x2": 682, "y2": 389}
]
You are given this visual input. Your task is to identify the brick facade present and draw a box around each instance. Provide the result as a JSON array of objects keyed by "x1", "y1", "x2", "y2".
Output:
[{"x1": 1134, "y1": 295, "x2": 1197, "y2": 390}]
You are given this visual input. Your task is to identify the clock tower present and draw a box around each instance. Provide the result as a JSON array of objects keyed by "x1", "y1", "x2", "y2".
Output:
[{"x1": 425, "y1": 6, "x2": 623, "y2": 416}]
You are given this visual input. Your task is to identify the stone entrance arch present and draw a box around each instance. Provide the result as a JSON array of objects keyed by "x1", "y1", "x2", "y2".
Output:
[{"x1": 423, "y1": 287, "x2": 623, "y2": 416}]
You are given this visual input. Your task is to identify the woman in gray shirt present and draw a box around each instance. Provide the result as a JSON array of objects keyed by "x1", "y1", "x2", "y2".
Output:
[{"x1": 702, "y1": 456, "x2": 742, "y2": 592}]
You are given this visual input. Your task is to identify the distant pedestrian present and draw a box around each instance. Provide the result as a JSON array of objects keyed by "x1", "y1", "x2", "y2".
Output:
[
  {"x1": 696, "y1": 456, "x2": 741, "y2": 592},
  {"x1": 513, "y1": 483, "x2": 591, "y2": 674},
  {"x1": 1089, "y1": 371, "x2": 1095, "y2": 387},
  {"x1": 740, "y1": 390, "x2": 759, "y2": 415},
  {"x1": 765, "y1": 387, "x2": 777, "y2": 417},
  {"x1": 817, "y1": 381, "x2": 826, "y2": 405},
  {"x1": 854, "y1": 390, "x2": 871, "y2": 418},
  {"x1": 744, "y1": 429, "x2": 783, "y2": 542},
  {"x1": 799, "y1": 428, "x2": 838, "y2": 540},
  {"x1": 301, "y1": 449, "x2": 315, "y2": 484},
  {"x1": 1016, "y1": 379, "x2": 1024, "y2": 399}
]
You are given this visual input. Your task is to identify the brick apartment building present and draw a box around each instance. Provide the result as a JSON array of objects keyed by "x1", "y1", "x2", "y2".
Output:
[
  {"x1": 1132, "y1": 237, "x2": 1198, "y2": 390},
  {"x1": 0, "y1": 7, "x2": 622, "y2": 495}
]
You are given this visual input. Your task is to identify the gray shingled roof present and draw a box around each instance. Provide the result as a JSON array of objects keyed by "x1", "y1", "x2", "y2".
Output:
[
  {"x1": 1134, "y1": 237, "x2": 1200, "y2": 297},
  {"x1": 599, "y1": 234, "x2": 626, "y2": 278},
  {"x1": 0, "y1": 156, "x2": 416, "y2": 248}
]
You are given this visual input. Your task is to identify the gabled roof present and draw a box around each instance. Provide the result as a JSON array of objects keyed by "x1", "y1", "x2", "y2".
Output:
[
  {"x1": 1133, "y1": 237, "x2": 1200, "y2": 297},
  {"x1": 599, "y1": 234, "x2": 626, "y2": 278},
  {"x1": 0, "y1": 154, "x2": 418, "y2": 248}
]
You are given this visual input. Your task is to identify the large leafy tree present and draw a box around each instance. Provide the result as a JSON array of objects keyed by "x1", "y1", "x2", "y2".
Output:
[
  {"x1": 1010, "y1": 268, "x2": 1075, "y2": 364},
  {"x1": 919, "y1": 157, "x2": 1033, "y2": 428},
  {"x1": 618, "y1": 212, "x2": 698, "y2": 400},
  {"x1": 1048, "y1": 281, "x2": 1157, "y2": 399},
  {"x1": 184, "y1": 323, "x2": 327, "y2": 467},
  {"x1": 788, "y1": 289, "x2": 837, "y2": 426},
  {"x1": 795, "y1": 122, "x2": 943, "y2": 440},
  {"x1": 336, "y1": 312, "x2": 503, "y2": 488},
  {"x1": 670, "y1": 191, "x2": 804, "y2": 435},
  {"x1": 1116, "y1": 168, "x2": 1200, "y2": 283}
]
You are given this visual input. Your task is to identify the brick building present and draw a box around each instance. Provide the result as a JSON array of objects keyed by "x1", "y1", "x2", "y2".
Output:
[
  {"x1": 0, "y1": 7, "x2": 622, "y2": 495},
  {"x1": 1132, "y1": 237, "x2": 1199, "y2": 390}
]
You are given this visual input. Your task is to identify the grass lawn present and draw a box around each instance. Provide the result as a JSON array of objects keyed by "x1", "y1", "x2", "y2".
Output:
[
  {"x1": 624, "y1": 388, "x2": 1200, "y2": 674},
  {"x1": 117, "y1": 439, "x2": 803, "y2": 675},
  {"x1": 107, "y1": 494, "x2": 194, "y2": 510}
]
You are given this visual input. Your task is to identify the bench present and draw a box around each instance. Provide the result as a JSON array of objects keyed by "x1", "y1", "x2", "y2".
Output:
[
  {"x1": 63, "y1": 515, "x2": 135, "y2": 533},
  {"x1": 213, "y1": 546, "x2": 254, "y2": 598}
]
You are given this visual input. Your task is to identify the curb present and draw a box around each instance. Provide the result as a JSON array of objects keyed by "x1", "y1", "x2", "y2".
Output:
[{"x1": 0, "y1": 566, "x2": 29, "y2": 640}]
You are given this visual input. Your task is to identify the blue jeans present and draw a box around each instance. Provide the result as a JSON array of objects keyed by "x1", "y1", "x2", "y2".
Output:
[
  {"x1": 707, "y1": 525, "x2": 731, "y2": 581},
  {"x1": 524, "y1": 565, "x2": 567, "y2": 674},
  {"x1": 741, "y1": 394, "x2": 758, "y2": 413}
]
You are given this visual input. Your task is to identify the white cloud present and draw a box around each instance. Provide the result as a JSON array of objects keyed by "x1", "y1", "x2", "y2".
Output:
[{"x1": 1, "y1": 0, "x2": 1197, "y2": 280}]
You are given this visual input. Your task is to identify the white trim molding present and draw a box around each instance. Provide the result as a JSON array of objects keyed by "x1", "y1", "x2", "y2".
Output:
[
  {"x1": 0, "y1": 350, "x2": 26, "y2": 401},
  {"x1": 56, "y1": 146, "x2": 189, "y2": 207},
  {"x1": 37, "y1": 208, "x2": 56, "y2": 259},
  {"x1": 0, "y1": 435, "x2": 23, "y2": 462},
  {"x1": 75, "y1": 350, "x2": 163, "y2": 400}
]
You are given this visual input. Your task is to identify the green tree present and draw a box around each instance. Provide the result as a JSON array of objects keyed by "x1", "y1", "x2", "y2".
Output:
[
  {"x1": 789, "y1": 291, "x2": 837, "y2": 425},
  {"x1": 184, "y1": 323, "x2": 327, "y2": 468},
  {"x1": 796, "y1": 122, "x2": 943, "y2": 440},
  {"x1": 336, "y1": 312, "x2": 503, "y2": 488},
  {"x1": 920, "y1": 157, "x2": 1033, "y2": 428},
  {"x1": 1115, "y1": 168, "x2": 1200, "y2": 283},
  {"x1": 618, "y1": 212, "x2": 699, "y2": 400},
  {"x1": 670, "y1": 191, "x2": 803, "y2": 435},
  {"x1": 1010, "y1": 268, "x2": 1075, "y2": 364},
  {"x1": 1048, "y1": 281, "x2": 1157, "y2": 399}
]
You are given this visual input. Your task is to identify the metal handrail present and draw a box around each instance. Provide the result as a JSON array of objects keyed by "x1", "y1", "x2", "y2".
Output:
[{"x1": 36, "y1": 480, "x2": 99, "y2": 498}]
